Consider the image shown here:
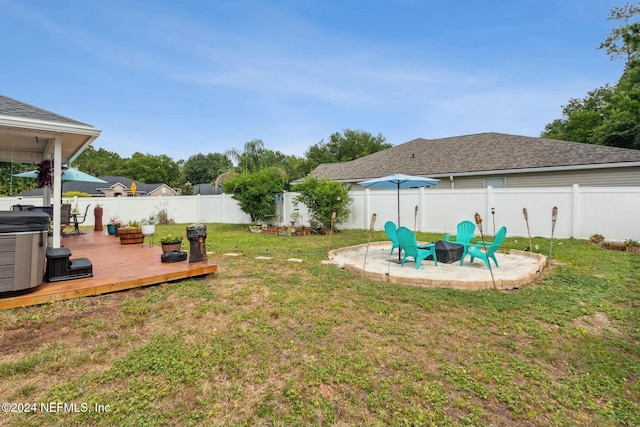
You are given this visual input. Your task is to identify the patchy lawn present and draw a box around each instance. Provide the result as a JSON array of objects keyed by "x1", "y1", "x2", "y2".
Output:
[{"x1": 1, "y1": 224, "x2": 638, "y2": 426}]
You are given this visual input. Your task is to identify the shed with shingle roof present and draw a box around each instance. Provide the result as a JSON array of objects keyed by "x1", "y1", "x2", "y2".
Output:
[{"x1": 306, "y1": 133, "x2": 640, "y2": 189}]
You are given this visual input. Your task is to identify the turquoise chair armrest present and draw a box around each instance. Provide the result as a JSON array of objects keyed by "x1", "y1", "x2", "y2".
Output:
[{"x1": 444, "y1": 234, "x2": 453, "y2": 242}]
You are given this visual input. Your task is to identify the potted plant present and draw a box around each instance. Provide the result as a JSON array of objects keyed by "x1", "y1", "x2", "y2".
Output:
[
  {"x1": 119, "y1": 220, "x2": 144, "y2": 245},
  {"x1": 160, "y1": 234, "x2": 183, "y2": 253},
  {"x1": 107, "y1": 216, "x2": 123, "y2": 236},
  {"x1": 141, "y1": 214, "x2": 156, "y2": 236}
]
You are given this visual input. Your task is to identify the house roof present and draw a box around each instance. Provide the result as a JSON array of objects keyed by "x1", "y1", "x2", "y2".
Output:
[
  {"x1": 14, "y1": 176, "x2": 172, "y2": 197},
  {"x1": 309, "y1": 132, "x2": 640, "y2": 182},
  {"x1": 0, "y1": 95, "x2": 89, "y2": 126},
  {"x1": 0, "y1": 94, "x2": 100, "y2": 163}
]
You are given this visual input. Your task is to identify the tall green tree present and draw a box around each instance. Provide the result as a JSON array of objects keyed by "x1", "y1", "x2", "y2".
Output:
[
  {"x1": 182, "y1": 153, "x2": 232, "y2": 185},
  {"x1": 0, "y1": 162, "x2": 38, "y2": 196},
  {"x1": 542, "y1": 3, "x2": 640, "y2": 150},
  {"x1": 72, "y1": 146, "x2": 123, "y2": 177},
  {"x1": 305, "y1": 129, "x2": 391, "y2": 170},
  {"x1": 598, "y1": 2, "x2": 640, "y2": 64},
  {"x1": 119, "y1": 153, "x2": 181, "y2": 185}
]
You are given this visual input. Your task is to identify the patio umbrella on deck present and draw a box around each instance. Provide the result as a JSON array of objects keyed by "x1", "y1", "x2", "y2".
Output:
[
  {"x1": 358, "y1": 173, "x2": 440, "y2": 262},
  {"x1": 14, "y1": 168, "x2": 108, "y2": 183}
]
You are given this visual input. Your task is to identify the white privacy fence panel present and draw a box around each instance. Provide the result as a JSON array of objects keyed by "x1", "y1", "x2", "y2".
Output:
[
  {"x1": 3, "y1": 185, "x2": 639, "y2": 241},
  {"x1": 574, "y1": 187, "x2": 640, "y2": 242}
]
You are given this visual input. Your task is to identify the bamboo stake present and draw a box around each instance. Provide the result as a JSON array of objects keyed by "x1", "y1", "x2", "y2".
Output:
[
  {"x1": 548, "y1": 206, "x2": 558, "y2": 269},
  {"x1": 475, "y1": 212, "x2": 496, "y2": 289},
  {"x1": 363, "y1": 213, "x2": 377, "y2": 275},
  {"x1": 523, "y1": 207, "x2": 533, "y2": 251}
]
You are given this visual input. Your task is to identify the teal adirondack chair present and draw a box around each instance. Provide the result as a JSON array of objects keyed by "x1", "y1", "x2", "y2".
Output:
[
  {"x1": 396, "y1": 227, "x2": 438, "y2": 269},
  {"x1": 461, "y1": 226, "x2": 507, "y2": 268},
  {"x1": 384, "y1": 221, "x2": 400, "y2": 255},
  {"x1": 444, "y1": 220, "x2": 477, "y2": 261}
]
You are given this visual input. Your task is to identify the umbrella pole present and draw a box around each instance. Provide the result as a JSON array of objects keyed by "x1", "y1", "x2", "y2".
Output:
[{"x1": 397, "y1": 184, "x2": 402, "y2": 262}]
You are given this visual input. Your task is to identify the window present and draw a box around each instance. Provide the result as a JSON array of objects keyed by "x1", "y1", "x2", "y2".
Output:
[{"x1": 484, "y1": 177, "x2": 505, "y2": 188}]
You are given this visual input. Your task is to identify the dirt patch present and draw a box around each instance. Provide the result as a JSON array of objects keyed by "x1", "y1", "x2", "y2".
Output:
[{"x1": 571, "y1": 311, "x2": 622, "y2": 337}]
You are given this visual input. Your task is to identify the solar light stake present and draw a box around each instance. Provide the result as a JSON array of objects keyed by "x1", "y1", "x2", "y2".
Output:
[
  {"x1": 363, "y1": 213, "x2": 377, "y2": 275},
  {"x1": 330, "y1": 211, "x2": 336, "y2": 234},
  {"x1": 523, "y1": 207, "x2": 533, "y2": 252},
  {"x1": 475, "y1": 212, "x2": 496, "y2": 289},
  {"x1": 548, "y1": 206, "x2": 558, "y2": 269},
  {"x1": 491, "y1": 207, "x2": 496, "y2": 237}
]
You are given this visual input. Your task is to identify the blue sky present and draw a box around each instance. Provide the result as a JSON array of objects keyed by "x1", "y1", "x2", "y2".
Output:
[{"x1": 1, "y1": 0, "x2": 626, "y2": 162}]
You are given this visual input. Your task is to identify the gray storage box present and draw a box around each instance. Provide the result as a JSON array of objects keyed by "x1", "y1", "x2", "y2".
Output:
[{"x1": 0, "y1": 211, "x2": 50, "y2": 295}]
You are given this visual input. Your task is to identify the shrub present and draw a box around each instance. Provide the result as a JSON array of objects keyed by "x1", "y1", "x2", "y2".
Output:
[{"x1": 292, "y1": 177, "x2": 351, "y2": 230}]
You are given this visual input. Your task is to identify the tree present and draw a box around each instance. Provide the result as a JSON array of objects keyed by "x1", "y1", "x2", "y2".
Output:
[
  {"x1": 0, "y1": 161, "x2": 38, "y2": 196},
  {"x1": 542, "y1": 3, "x2": 640, "y2": 149},
  {"x1": 291, "y1": 177, "x2": 352, "y2": 230},
  {"x1": 541, "y1": 86, "x2": 615, "y2": 143},
  {"x1": 598, "y1": 2, "x2": 640, "y2": 65},
  {"x1": 304, "y1": 129, "x2": 391, "y2": 170},
  {"x1": 182, "y1": 153, "x2": 232, "y2": 185},
  {"x1": 119, "y1": 153, "x2": 181, "y2": 185},
  {"x1": 72, "y1": 146, "x2": 123, "y2": 177},
  {"x1": 223, "y1": 167, "x2": 287, "y2": 222}
]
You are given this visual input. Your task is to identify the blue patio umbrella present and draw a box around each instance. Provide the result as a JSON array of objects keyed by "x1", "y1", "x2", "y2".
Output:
[
  {"x1": 358, "y1": 173, "x2": 440, "y2": 227},
  {"x1": 359, "y1": 173, "x2": 440, "y2": 263},
  {"x1": 14, "y1": 168, "x2": 107, "y2": 183}
]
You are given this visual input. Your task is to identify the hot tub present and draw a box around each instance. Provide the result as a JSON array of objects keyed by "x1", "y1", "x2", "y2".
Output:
[{"x1": 0, "y1": 211, "x2": 50, "y2": 295}]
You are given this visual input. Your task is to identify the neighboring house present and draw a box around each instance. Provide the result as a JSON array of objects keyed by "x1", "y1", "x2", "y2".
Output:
[
  {"x1": 97, "y1": 176, "x2": 178, "y2": 197},
  {"x1": 306, "y1": 132, "x2": 640, "y2": 189},
  {"x1": 15, "y1": 176, "x2": 178, "y2": 197}
]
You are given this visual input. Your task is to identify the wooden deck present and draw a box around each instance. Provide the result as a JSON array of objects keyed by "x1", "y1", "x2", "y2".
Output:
[{"x1": 0, "y1": 231, "x2": 217, "y2": 310}]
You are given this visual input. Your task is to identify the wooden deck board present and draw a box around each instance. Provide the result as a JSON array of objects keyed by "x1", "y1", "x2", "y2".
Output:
[{"x1": 0, "y1": 231, "x2": 217, "y2": 310}]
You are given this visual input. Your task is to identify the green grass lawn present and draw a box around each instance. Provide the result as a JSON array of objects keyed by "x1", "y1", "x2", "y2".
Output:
[{"x1": 1, "y1": 223, "x2": 639, "y2": 426}]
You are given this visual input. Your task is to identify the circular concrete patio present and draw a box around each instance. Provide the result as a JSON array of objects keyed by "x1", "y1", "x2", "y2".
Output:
[{"x1": 326, "y1": 241, "x2": 547, "y2": 290}]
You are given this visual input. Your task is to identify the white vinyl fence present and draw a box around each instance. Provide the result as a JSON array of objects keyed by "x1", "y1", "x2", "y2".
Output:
[{"x1": 3, "y1": 185, "x2": 639, "y2": 241}]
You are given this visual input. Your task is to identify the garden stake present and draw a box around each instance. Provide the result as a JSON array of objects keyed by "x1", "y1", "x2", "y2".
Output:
[
  {"x1": 491, "y1": 207, "x2": 496, "y2": 238},
  {"x1": 475, "y1": 212, "x2": 496, "y2": 289},
  {"x1": 363, "y1": 213, "x2": 377, "y2": 275},
  {"x1": 414, "y1": 205, "x2": 418, "y2": 232},
  {"x1": 548, "y1": 206, "x2": 558, "y2": 269},
  {"x1": 523, "y1": 207, "x2": 533, "y2": 251},
  {"x1": 330, "y1": 211, "x2": 336, "y2": 234}
]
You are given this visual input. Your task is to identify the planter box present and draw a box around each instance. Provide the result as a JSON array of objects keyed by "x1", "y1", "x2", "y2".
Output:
[
  {"x1": 161, "y1": 243, "x2": 182, "y2": 253},
  {"x1": 119, "y1": 228, "x2": 144, "y2": 245}
]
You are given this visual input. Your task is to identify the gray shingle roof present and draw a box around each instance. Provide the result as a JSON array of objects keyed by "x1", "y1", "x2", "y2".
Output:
[
  {"x1": 0, "y1": 94, "x2": 89, "y2": 126},
  {"x1": 310, "y1": 132, "x2": 640, "y2": 181}
]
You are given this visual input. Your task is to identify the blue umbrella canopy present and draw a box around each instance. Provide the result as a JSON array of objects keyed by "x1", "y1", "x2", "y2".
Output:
[
  {"x1": 14, "y1": 168, "x2": 107, "y2": 183},
  {"x1": 358, "y1": 173, "x2": 440, "y2": 227}
]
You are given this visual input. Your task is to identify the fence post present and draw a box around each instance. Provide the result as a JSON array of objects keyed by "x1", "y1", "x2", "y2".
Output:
[
  {"x1": 486, "y1": 186, "x2": 493, "y2": 234},
  {"x1": 418, "y1": 187, "x2": 425, "y2": 232},
  {"x1": 572, "y1": 184, "x2": 579, "y2": 238},
  {"x1": 364, "y1": 188, "x2": 371, "y2": 229}
]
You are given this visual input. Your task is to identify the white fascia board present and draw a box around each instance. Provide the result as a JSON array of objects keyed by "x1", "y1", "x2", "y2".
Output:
[
  {"x1": 428, "y1": 162, "x2": 640, "y2": 178},
  {"x1": 0, "y1": 115, "x2": 101, "y2": 137}
]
